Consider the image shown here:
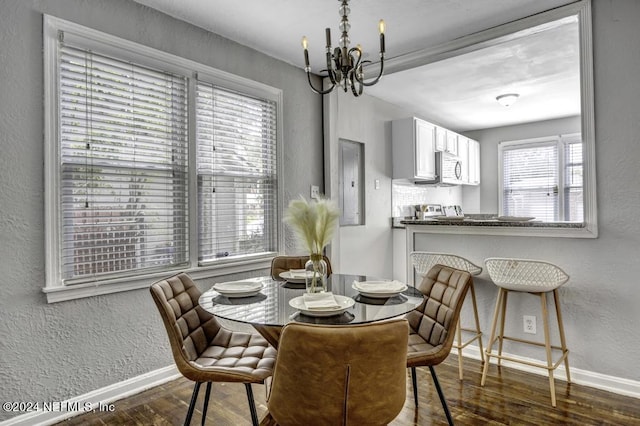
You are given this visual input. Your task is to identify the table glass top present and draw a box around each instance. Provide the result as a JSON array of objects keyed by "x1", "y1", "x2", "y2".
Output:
[{"x1": 198, "y1": 274, "x2": 424, "y2": 327}]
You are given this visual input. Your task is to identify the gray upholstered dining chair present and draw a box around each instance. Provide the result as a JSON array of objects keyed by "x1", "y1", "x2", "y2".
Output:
[
  {"x1": 267, "y1": 319, "x2": 409, "y2": 426},
  {"x1": 270, "y1": 255, "x2": 333, "y2": 280},
  {"x1": 406, "y1": 264, "x2": 472, "y2": 426},
  {"x1": 410, "y1": 251, "x2": 484, "y2": 380},
  {"x1": 150, "y1": 273, "x2": 276, "y2": 425}
]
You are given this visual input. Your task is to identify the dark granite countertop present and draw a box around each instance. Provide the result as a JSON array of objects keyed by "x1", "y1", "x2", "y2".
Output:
[{"x1": 399, "y1": 217, "x2": 583, "y2": 228}]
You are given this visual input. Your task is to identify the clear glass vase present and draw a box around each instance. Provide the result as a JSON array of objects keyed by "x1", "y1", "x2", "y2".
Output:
[{"x1": 305, "y1": 254, "x2": 328, "y2": 293}]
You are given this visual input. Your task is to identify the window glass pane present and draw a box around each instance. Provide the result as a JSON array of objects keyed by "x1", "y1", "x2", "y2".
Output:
[
  {"x1": 564, "y1": 139, "x2": 583, "y2": 221},
  {"x1": 59, "y1": 44, "x2": 189, "y2": 282},
  {"x1": 196, "y1": 82, "x2": 277, "y2": 262},
  {"x1": 502, "y1": 143, "x2": 558, "y2": 221}
]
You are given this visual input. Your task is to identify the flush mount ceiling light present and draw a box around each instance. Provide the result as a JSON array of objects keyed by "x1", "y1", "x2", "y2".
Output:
[
  {"x1": 496, "y1": 93, "x2": 520, "y2": 107},
  {"x1": 301, "y1": 0, "x2": 385, "y2": 96}
]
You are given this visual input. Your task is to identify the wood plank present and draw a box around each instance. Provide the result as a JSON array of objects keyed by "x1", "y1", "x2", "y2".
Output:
[{"x1": 56, "y1": 356, "x2": 640, "y2": 425}]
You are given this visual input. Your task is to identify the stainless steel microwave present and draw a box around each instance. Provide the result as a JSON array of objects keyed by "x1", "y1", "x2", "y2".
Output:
[{"x1": 416, "y1": 152, "x2": 463, "y2": 186}]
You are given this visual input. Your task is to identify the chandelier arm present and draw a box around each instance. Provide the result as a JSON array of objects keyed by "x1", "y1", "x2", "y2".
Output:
[
  {"x1": 349, "y1": 70, "x2": 363, "y2": 97},
  {"x1": 360, "y1": 57, "x2": 385, "y2": 87},
  {"x1": 305, "y1": 70, "x2": 336, "y2": 95},
  {"x1": 325, "y1": 51, "x2": 338, "y2": 84}
]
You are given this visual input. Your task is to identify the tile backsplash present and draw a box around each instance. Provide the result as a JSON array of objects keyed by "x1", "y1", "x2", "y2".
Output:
[{"x1": 392, "y1": 180, "x2": 462, "y2": 217}]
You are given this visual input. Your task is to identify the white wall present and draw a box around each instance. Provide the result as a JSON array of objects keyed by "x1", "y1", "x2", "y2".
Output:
[
  {"x1": 0, "y1": 0, "x2": 322, "y2": 421},
  {"x1": 324, "y1": 90, "x2": 410, "y2": 278}
]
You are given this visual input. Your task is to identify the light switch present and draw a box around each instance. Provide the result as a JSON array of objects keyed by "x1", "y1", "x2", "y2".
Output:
[
  {"x1": 374, "y1": 179, "x2": 380, "y2": 190},
  {"x1": 310, "y1": 185, "x2": 320, "y2": 199}
]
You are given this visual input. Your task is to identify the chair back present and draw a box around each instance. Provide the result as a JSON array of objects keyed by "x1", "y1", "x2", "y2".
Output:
[
  {"x1": 270, "y1": 255, "x2": 333, "y2": 280},
  {"x1": 150, "y1": 273, "x2": 223, "y2": 379},
  {"x1": 410, "y1": 251, "x2": 482, "y2": 276},
  {"x1": 407, "y1": 264, "x2": 472, "y2": 365},
  {"x1": 268, "y1": 319, "x2": 409, "y2": 426},
  {"x1": 485, "y1": 257, "x2": 569, "y2": 292}
]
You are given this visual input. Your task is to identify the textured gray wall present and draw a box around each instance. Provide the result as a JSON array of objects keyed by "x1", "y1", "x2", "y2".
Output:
[
  {"x1": 414, "y1": 0, "x2": 640, "y2": 383},
  {"x1": 0, "y1": 0, "x2": 322, "y2": 421}
]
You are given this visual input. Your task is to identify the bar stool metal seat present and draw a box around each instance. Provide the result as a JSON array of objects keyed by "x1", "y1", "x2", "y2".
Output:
[
  {"x1": 481, "y1": 257, "x2": 571, "y2": 407},
  {"x1": 410, "y1": 251, "x2": 484, "y2": 380}
]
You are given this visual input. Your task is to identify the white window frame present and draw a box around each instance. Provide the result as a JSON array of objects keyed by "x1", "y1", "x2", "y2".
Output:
[
  {"x1": 43, "y1": 16, "x2": 283, "y2": 302},
  {"x1": 498, "y1": 134, "x2": 582, "y2": 222}
]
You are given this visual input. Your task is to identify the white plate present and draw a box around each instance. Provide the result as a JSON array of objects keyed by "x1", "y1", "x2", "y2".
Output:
[
  {"x1": 289, "y1": 294, "x2": 355, "y2": 317},
  {"x1": 496, "y1": 216, "x2": 535, "y2": 222},
  {"x1": 279, "y1": 270, "x2": 310, "y2": 283},
  {"x1": 352, "y1": 281, "x2": 408, "y2": 298},
  {"x1": 212, "y1": 281, "x2": 263, "y2": 298}
]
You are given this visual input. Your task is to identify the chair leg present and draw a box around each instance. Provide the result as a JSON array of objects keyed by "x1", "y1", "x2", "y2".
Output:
[
  {"x1": 244, "y1": 383, "x2": 259, "y2": 426},
  {"x1": 482, "y1": 288, "x2": 504, "y2": 386},
  {"x1": 429, "y1": 366, "x2": 454, "y2": 426},
  {"x1": 185, "y1": 382, "x2": 202, "y2": 426},
  {"x1": 554, "y1": 289, "x2": 571, "y2": 383},
  {"x1": 201, "y1": 382, "x2": 212, "y2": 426},
  {"x1": 411, "y1": 367, "x2": 419, "y2": 407},
  {"x1": 541, "y1": 292, "x2": 557, "y2": 407}
]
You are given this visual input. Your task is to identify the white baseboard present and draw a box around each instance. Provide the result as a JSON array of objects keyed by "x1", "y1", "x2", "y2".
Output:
[
  {"x1": 3, "y1": 347, "x2": 639, "y2": 425},
  {"x1": 0, "y1": 366, "x2": 180, "y2": 426},
  {"x1": 457, "y1": 345, "x2": 640, "y2": 399}
]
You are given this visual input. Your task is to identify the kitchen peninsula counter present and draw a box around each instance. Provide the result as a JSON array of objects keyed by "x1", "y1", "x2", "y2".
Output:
[{"x1": 400, "y1": 218, "x2": 583, "y2": 228}]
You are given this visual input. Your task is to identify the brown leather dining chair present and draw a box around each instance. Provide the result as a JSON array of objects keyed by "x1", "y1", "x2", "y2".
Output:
[
  {"x1": 406, "y1": 264, "x2": 472, "y2": 426},
  {"x1": 270, "y1": 255, "x2": 333, "y2": 280},
  {"x1": 267, "y1": 319, "x2": 409, "y2": 426},
  {"x1": 150, "y1": 273, "x2": 277, "y2": 425}
]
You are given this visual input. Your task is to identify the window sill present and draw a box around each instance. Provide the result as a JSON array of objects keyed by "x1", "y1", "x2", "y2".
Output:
[{"x1": 42, "y1": 257, "x2": 273, "y2": 303}]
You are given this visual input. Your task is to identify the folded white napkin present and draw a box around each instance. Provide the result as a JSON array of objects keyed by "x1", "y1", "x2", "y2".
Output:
[
  {"x1": 302, "y1": 292, "x2": 341, "y2": 310},
  {"x1": 353, "y1": 280, "x2": 406, "y2": 293},
  {"x1": 289, "y1": 269, "x2": 309, "y2": 279},
  {"x1": 213, "y1": 281, "x2": 261, "y2": 292}
]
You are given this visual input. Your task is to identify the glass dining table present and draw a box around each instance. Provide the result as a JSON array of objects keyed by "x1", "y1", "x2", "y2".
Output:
[{"x1": 198, "y1": 273, "x2": 425, "y2": 348}]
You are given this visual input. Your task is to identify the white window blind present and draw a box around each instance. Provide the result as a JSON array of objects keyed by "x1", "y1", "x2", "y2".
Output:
[
  {"x1": 563, "y1": 135, "x2": 583, "y2": 222},
  {"x1": 196, "y1": 82, "x2": 278, "y2": 263},
  {"x1": 502, "y1": 142, "x2": 559, "y2": 221},
  {"x1": 59, "y1": 43, "x2": 189, "y2": 282},
  {"x1": 500, "y1": 134, "x2": 583, "y2": 222}
]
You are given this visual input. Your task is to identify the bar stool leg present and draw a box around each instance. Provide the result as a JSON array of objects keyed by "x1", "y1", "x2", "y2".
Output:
[
  {"x1": 481, "y1": 288, "x2": 504, "y2": 386},
  {"x1": 554, "y1": 289, "x2": 571, "y2": 382},
  {"x1": 454, "y1": 282, "x2": 484, "y2": 380},
  {"x1": 456, "y1": 320, "x2": 464, "y2": 380},
  {"x1": 540, "y1": 292, "x2": 557, "y2": 407},
  {"x1": 469, "y1": 283, "x2": 485, "y2": 364},
  {"x1": 497, "y1": 290, "x2": 508, "y2": 367}
]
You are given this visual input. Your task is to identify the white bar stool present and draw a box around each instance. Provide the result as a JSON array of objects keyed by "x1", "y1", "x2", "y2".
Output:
[
  {"x1": 409, "y1": 251, "x2": 484, "y2": 380},
  {"x1": 481, "y1": 257, "x2": 571, "y2": 407}
]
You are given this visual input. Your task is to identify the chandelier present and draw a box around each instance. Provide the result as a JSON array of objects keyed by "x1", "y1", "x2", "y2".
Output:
[{"x1": 301, "y1": 0, "x2": 386, "y2": 96}]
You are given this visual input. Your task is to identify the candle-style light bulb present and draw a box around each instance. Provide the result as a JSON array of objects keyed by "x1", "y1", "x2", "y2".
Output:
[
  {"x1": 301, "y1": 36, "x2": 309, "y2": 50},
  {"x1": 378, "y1": 19, "x2": 385, "y2": 34}
]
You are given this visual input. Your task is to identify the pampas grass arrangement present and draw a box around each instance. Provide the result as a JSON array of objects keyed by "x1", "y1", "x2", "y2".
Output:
[{"x1": 284, "y1": 196, "x2": 339, "y2": 254}]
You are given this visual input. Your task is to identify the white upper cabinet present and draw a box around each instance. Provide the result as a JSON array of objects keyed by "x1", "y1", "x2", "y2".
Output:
[
  {"x1": 445, "y1": 130, "x2": 458, "y2": 155},
  {"x1": 392, "y1": 117, "x2": 436, "y2": 181},
  {"x1": 457, "y1": 136, "x2": 470, "y2": 183},
  {"x1": 468, "y1": 138, "x2": 481, "y2": 185}
]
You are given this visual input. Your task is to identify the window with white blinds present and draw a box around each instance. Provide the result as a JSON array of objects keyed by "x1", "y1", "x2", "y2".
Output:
[
  {"x1": 58, "y1": 43, "x2": 189, "y2": 282},
  {"x1": 196, "y1": 82, "x2": 278, "y2": 263},
  {"x1": 499, "y1": 134, "x2": 583, "y2": 222},
  {"x1": 45, "y1": 17, "x2": 282, "y2": 298}
]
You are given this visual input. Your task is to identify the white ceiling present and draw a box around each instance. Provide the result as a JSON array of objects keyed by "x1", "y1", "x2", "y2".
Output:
[{"x1": 132, "y1": 0, "x2": 581, "y2": 131}]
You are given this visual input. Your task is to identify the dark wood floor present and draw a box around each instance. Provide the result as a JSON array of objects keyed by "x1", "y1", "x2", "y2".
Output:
[{"x1": 58, "y1": 356, "x2": 640, "y2": 425}]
